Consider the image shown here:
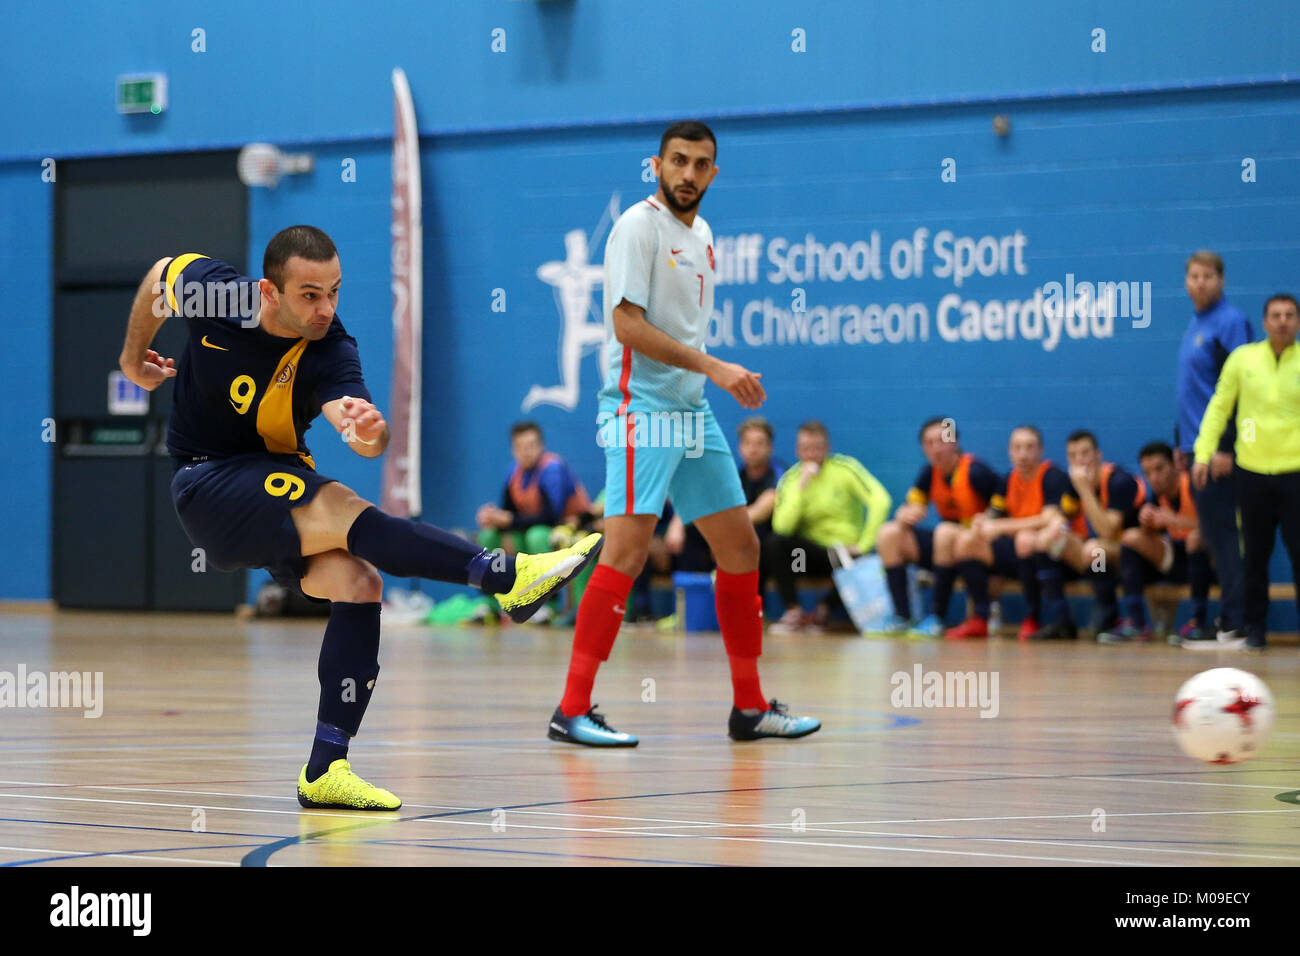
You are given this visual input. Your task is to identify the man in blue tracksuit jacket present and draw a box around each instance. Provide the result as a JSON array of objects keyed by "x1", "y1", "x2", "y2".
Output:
[{"x1": 1175, "y1": 249, "x2": 1253, "y2": 642}]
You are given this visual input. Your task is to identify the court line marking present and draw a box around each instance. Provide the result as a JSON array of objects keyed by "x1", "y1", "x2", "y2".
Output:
[
  {"x1": 0, "y1": 844, "x2": 244, "y2": 866},
  {"x1": 346, "y1": 821, "x2": 1300, "y2": 864}
]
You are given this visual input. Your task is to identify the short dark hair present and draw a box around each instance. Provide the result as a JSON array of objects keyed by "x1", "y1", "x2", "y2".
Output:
[
  {"x1": 797, "y1": 420, "x2": 829, "y2": 441},
  {"x1": 1138, "y1": 441, "x2": 1174, "y2": 464},
  {"x1": 919, "y1": 417, "x2": 957, "y2": 443},
  {"x1": 1185, "y1": 249, "x2": 1224, "y2": 277},
  {"x1": 1066, "y1": 429, "x2": 1098, "y2": 449},
  {"x1": 1010, "y1": 424, "x2": 1042, "y2": 446},
  {"x1": 510, "y1": 421, "x2": 542, "y2": 441},
  {"x1": 659, "y1": 121, "x2": 717, "y2": 161},
  {"x1": 263, "y1": 225, "x2": 338, "y2": 291},
  {"x1": 738, "y1": 416, "x2": 773, "y2": 442},
  {"x1": 1263, "y1": 293, "x2": 1299, "y2": 316}
]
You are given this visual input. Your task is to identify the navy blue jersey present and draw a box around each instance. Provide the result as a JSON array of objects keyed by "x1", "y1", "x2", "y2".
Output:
[{"x1": 161, "y1": 255, "x2": 370, "y2": 469}]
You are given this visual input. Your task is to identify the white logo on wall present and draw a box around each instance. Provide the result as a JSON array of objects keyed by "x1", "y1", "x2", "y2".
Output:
[
  {"x1": 108, "y1": 371, "x2": 148, "y2": 415},
  {"x1": 522, "y1": 193, "x2": 621, "y2": 412}
]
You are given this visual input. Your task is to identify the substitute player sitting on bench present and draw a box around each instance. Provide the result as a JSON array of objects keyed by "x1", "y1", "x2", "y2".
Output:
[
  {"x1": 947, "y1": 425, "x2": 1065, "y2": 640},
  {"x1": 118, "y1": 226, "x2": 601, "y2": 811},
  {"x1": 475, "y1": 420, "x2": 591, "y2": 622},
  {"x1": 1033, "y1": 429, "x2": 1145, "y2": 641},
  {"x1": 1098, "y1": 441, "x2": 1211, "y2": 644},
  {"x1": 875, "y1": 417, "x2": 999, "y2": 637}
]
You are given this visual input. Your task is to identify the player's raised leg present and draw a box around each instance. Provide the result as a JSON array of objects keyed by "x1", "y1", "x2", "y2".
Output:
[
  {"x1": 294, "y1": 549, "x2": 401, "y2": 810},
  {"x1": 694, "y1": 503, "x2": 820, "y2": 740},
  {"x1": 547, "y1": 513, "x2": 653, "y2": 746},
  {"x1": 292, "y1": 481, "x2": 602, "y2": 623}
]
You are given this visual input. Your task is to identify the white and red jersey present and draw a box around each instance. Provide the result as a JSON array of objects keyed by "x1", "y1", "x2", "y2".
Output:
[{"x1": 598, "y1": 195, "x2": 715, "y2": 413}]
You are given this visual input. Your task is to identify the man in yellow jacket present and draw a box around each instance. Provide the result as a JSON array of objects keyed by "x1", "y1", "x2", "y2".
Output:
[
  {"x1": 1194, "y1": 293, "x2": 1300, "y2": 651},
  {"x1": 766, "y1": 421, "x2": 891, "y2": 631}
]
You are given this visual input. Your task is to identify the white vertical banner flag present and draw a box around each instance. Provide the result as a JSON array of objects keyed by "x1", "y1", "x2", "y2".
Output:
[{"x1": 383, "y1": 67, "x2": 423, "y2": 518}]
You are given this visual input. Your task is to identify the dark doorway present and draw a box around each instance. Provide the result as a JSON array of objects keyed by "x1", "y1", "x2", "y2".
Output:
[{"x1": 52, "y1": 152, "x2": 248, "y2": 610}]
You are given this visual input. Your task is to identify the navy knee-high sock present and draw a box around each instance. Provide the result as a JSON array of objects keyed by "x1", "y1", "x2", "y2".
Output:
[
  {"x1": 346, "y1": 506, "x2": 515, "y2": 593},
  {"x1": 1017, "y1": 557, "x2": 1041, "y2": 619},
  {"x1": 1188, "y1": 550, "x2": 1211, "y2": 624},
  {"x1": 1119, "y1": 547, "x2": 1147, "y2": 626},
  {"x1": 308, "y1": 601, "x2": 382, "y2": 782},
  {"x1": 932, "y1": 565, "x2": 957, "y2": 619},
  {"x1": 958, "y1": 559, "x2": 991, "y2": 619},
  {"x1": 1037, "y1": 555, "x2": 1071, "y2": 624},
  {"x1": 1093, "y1": 569, "x2": 1119, "y2": 622},
  {"x1": 885, "y1": 565, "x2": 911, "y2": 618}
]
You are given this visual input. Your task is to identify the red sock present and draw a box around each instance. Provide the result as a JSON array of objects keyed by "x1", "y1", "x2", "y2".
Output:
[
  {"x1": 715, "y1": 569, "x2": 768, "y2": 711},
  {"x1": 560, "y1": 564, "x2": 633, "y2": 717}
]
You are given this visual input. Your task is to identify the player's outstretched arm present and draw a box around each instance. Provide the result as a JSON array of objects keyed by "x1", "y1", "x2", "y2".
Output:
[
  {"x1": 612, "y1": 300, "x2": 765, "y2": 409},
  {"x1": 322, "y1": 396, "x2": 389, "y2": 458},
  {"x1": 118, "y1": 258, "x2": 178, "y2": 391}
]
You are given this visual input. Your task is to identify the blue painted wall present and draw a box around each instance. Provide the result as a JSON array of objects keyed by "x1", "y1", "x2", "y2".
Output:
[{"x1": 1, "y1": 1, "x2": 1297, "y2": 624}]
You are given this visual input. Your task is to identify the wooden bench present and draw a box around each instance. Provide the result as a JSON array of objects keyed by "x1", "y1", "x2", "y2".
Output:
[{"x1": 654, "y1": 572, "x2": 1298, "y2": 639}]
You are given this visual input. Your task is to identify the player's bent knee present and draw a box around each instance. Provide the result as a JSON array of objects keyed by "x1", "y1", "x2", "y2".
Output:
[
  {"x1": 350, "y1": 562, "x2": 384, "y2": 603},
  {"x1": 1014, "y1": 531, "x2": 1036, "y2": 559},
  {"x1": 301, "y1": 552, "x2": 383, "y2": 603}
]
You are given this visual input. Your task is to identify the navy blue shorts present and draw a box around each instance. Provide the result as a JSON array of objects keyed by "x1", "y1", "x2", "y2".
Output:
[
  {"x1": 171, "y1": 453, "x2": 335, "y2": 593},
  {"x1": 990, "y1": 535, "x2": 1022, "y2": 577}
]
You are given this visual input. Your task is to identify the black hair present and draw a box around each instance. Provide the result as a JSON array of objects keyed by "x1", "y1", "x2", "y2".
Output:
[{"x1": 263, "y1": 225, "x2": 338, "y2": 291}]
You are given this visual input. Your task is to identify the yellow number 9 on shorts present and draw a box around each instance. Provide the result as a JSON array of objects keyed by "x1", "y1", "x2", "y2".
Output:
[{"x1": 264, "y1": 472, "x2": 306, "y2": 501}]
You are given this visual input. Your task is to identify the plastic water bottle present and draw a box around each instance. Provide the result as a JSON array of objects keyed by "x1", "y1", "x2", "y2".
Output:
[{"x1": 988, "y1": 599, "x2": 1003, "y2": 635}]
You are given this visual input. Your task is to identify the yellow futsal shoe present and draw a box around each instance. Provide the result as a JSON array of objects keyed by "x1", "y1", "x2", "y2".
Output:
[
  {"x1": 495, "y1": 533, "x2": 604, "y2": 623},
  {"x1": 297, "y1": 759, "x2": 402, "y2": 810}
]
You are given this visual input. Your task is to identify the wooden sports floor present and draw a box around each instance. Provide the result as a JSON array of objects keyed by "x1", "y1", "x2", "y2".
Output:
[{"x1": 0, "y1": 608, "x2": 1296, "y2": 867}]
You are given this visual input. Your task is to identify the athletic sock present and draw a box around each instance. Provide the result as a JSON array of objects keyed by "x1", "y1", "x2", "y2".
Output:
[
  {"x1": 932, "y1": 564, "x2": 957, "y2": 620},
  {"x1": 1119, "y1": 547, "x2": 1147, "y2": 627},
  {"x1": 307, "y1": 601, "x2": 381, "y2": 782},
  {"x1": 885, "y1": 565, "x2": 911, "y2": 619},
  {"x1": 560, "y1": 564, "x2": 633, "y2": 717},
  {"x1": 1093, "y1": 569, "x2": 1119, "y2": 624},
  {"x1": 1017, "y1": 556, "x2": 1042, "y2": 619},
  {"x1": 1037, "y1": 555, "x2": 1071, "y2": 624},
  {"x1": 346, "y1": 505, "x2": 515, "y2": 593},
  {"x1": 958, "y1": 559, "x2": 991, "y2": 619},
  {"x1": 715, "y1": 569, "x2": 767, "y2": 711}
]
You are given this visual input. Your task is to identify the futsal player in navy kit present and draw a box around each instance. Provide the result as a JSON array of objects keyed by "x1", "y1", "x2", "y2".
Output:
[{"x1": 118, "y1": 226, "x2": 601, "y2": 810}]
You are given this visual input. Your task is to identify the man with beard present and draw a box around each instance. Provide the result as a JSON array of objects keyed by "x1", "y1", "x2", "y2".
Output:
[
  {"x1": 118, "y1": 226, "x2": 601, "y2": 809},
  {"x1": 547, "y1": 122, "x2": 820, "y2": 746}
]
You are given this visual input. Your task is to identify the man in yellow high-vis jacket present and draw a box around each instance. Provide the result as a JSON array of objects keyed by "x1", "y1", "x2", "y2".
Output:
[{"x1": 1194, "y1": 294, "x2": 1300, "y2": 650}]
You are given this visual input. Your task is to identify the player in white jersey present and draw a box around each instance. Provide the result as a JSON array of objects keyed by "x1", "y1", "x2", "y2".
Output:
[{"x1": 547, "y1": 121, "x2": 821, "y2": 746}]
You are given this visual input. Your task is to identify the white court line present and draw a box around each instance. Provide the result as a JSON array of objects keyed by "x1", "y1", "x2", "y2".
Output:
[
  {"x1": 4, "y1": 784, "x2": 1298, "y2": 832},
  {"x1": 1074, "y1": 775, "x2": 1300, "y2": 790},
  {"x1": 0, "y1": 745, "x2": 870, "y2": 771},
  {"x1": 2, "y1": 785, "x2": 1289, "y2": 868},
  {"x1": 0, "y1": 789, "x2": 1287, "y2": 865},
  {"x1": 0, "y1": 844, "x2": 240, "y2": 866},
  {"x1": 387, "y1": 817, "x2": 1300, "y2": 864}
]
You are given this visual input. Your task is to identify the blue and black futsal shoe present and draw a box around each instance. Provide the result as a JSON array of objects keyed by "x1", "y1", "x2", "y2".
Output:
[
  {"x1": 547, "y1": 705, "x2": 639, "y2": 747},
  {"x1": 728, "y1": 699, "x2": 821, "y2": 741}
]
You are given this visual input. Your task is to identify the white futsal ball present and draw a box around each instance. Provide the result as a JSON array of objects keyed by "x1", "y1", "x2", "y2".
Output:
[{"x1": 1171, "y1": 668, "x2": 1274, "y2": 764}]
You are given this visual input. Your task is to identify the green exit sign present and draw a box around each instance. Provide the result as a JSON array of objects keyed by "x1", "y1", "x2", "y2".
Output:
[{"x1": 117, "y1": 73, "x2": 167, "y2": 114}]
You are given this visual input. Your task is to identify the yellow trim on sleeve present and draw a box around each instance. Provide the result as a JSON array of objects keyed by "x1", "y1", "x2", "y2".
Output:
[{"x1": 163, "y1": 253, "x2": 209, "y2": 313}]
